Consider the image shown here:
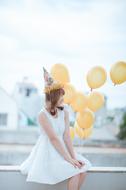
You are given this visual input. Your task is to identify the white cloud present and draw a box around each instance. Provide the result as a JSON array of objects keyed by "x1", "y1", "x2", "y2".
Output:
[{"x1": 0, "y1": 0, "x2": 126, "y2": 108}]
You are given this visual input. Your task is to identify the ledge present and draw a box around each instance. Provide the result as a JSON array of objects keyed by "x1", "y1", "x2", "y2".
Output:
[
  {"x1": 0, "y1": 165, "x2": 126, "y2": 190},
  {"x1": 0, "y1": 165, "x2": 126, "y2": 173}
]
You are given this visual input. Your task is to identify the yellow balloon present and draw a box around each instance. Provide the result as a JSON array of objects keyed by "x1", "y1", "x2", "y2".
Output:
[
  {"x1": 87, "y1": 91, "x2": 104, "y2": 112},
  {"x1": 86, "y1": 66, "x2": 107, "y2": 90},
  {"x1": 74, "y1": 122, "x2": 93, "y2": 139},
  {"x1": 70, "y1": 91, "x2": 88, "y2": 112},
  {"x1": 70, "y1": 126, "x2": 75, "y2": 140},
  {"x1": 110, "y1": 61, "x2": 126, "y2": 85},
  {"x1": 76, "y1": 108, "x2": 95, "y2": 129},
  {"x1": 74, "y1": 122, "x2": 84, "y2": 138},
  {"x1": 51, "y1": 63, "x2": 70, "y2": 84},
  {"x1": 63, "y1": 83, "x2": 76, "y2": 104},
  {"x1": 82, "y1": 126, "x2": 93, "y2": 138}
]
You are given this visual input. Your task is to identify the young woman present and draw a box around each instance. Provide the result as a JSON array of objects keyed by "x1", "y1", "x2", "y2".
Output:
[{"x1": 20, "y1": 67, "x2": 92, "y2": 190}]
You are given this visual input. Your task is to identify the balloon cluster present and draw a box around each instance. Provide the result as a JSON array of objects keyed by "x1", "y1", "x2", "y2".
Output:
[{"x1": 50, "y1": 61, "x2": 126, "y2": 140}]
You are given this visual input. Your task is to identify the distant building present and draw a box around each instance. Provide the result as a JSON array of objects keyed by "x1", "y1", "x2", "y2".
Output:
[
  {"x1": 0, "y1": 86, "x2": 18, "y2": 129},
  {"x1": 12, "y1": 77, "x2": 44, "y2": 125},
  {"x1": 0, "y1": 76, "x2": 45, "y2": 129},
  {"x1": 94, "y1": 94, "x2": 107, "y2": 127}
]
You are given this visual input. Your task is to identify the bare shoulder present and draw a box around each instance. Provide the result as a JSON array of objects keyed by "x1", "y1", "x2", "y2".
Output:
[
  {"x1": 38, "y1": 110, "x2": 50, "y2": 128},
  {"x1": 38, "y1": 110, "x2": 47, "y2": 122},
  {"x1": 38, "y1": 110, "x2": 58, "y2": 141}
]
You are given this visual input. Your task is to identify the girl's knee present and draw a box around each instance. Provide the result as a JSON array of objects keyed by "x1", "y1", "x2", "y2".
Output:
[
  {"x1": 74, "y1": 173, "x2": 80, "y2": 180},
  {"x1": 80, "y1": 172, "x2": 87, "y2": 177}
]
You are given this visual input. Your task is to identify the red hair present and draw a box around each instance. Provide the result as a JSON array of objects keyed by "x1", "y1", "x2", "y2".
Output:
[{"x1": 45, "y1": 88, "x2": 65, "y2": 116}]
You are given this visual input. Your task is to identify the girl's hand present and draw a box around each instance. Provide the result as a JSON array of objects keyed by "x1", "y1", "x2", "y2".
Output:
[
  {"x1": 77, "y1": 159, "x2": 85, "y2": 167},
  {"x1": 67, "y1": 158, "x2": 83, "y2": 169}
]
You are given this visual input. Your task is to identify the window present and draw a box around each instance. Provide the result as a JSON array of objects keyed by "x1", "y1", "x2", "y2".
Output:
[
  {"x1": 26, "y1": 88, "x2": 31, "y2": 96},
  {"x1": 0, "y1": 113, "x2": 8, "y2": 126}
]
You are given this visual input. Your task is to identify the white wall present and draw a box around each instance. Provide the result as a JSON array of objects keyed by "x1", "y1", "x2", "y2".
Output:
[{"x1": 0, "y1": 87, "x2": 18, "y2": 129}]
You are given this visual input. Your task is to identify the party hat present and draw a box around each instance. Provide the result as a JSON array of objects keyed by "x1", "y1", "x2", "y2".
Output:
[{"x1": 43, "y1": 67, "x2": 64, "y2": 93}]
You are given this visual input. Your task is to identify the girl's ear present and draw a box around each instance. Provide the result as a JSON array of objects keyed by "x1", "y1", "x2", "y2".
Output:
[{"x1": 60, "y1": 88, "x2": 65, "y2": 95}]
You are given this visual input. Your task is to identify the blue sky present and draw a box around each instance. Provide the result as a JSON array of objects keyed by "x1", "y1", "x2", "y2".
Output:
[{"x1": 0, "y1": 0, "x2": 126, "y2": 109}]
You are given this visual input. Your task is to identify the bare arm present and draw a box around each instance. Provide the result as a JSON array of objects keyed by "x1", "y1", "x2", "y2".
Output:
[
  {"x1": 38, "y1": 111, "x2": 71, "y2": 162},
  {"x1": 63, "y1": 109, "x2": 76, "y2": 159}
]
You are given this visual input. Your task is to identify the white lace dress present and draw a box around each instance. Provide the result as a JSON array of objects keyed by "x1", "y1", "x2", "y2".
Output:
[{"x1": 20, "y1": 106, "x2": 92, "y2": 184}]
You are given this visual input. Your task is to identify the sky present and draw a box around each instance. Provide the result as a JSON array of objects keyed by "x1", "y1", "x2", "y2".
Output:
[{"x1": 0, "y1": 0, "x2": 126, "y2": 109}]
